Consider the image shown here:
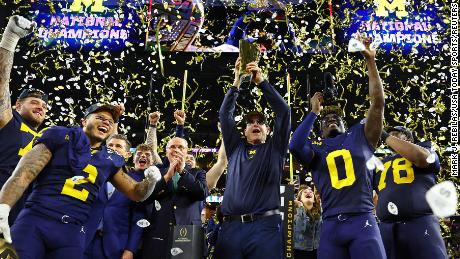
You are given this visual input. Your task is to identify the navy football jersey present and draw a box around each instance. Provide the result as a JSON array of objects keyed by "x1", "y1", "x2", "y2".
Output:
[
  {"x1": 0, "y1": 110, "x2": 40, "y2": 185},
  {"x1": 307, "y1": 122, "x2": 375, "y2": 218},
  {"x1": 26, "y1": 126, "x2": 124, "y2": 223},
  {"x1": 374, "y1": 141, "x2": 440, "y2": 222}
]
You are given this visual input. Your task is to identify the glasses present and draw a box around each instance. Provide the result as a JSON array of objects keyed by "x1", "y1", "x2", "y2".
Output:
[{"x1": 94, "y1": 115, "x2": 115, "y2": 126}]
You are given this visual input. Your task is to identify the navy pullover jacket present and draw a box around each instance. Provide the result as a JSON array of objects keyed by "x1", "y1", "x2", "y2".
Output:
[{"x1": 219, "y1": 80, "x2": 290, "y2": 215}]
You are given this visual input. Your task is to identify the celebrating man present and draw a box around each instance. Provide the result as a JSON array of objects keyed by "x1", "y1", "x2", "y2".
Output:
[{"x1": 215, "y1": 57, "x2": 290, "y2": 259}]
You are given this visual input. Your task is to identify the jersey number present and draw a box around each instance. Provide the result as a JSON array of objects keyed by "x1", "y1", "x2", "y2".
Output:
[
  {"x1": 61, "y1": 164, "x2": 98, "y2": 202},
  {"x1": 326, "y1": 149, "x2": 356, "y2": 189},
  {"x1": 377, "y1": 158, "x2": 414, "y2": 191}
]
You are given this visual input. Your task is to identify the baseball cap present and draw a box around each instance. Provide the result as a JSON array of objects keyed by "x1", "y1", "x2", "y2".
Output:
[
  {"x1": 245, "y1": 111, "x2": 266, "y2": 124},
  {"x1": 84, "y1": 103, "x2": 120, "y2": 123},
  {"x1": 18, "y1": 88, "x2": 48, "y2": 103},
  {"x1": 387, "y1": 126, "x2": 414, "y2": 142}
]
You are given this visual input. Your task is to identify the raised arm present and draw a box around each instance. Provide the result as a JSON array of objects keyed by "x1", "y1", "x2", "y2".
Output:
[
  {"x1": 206, "y1": 139, "x2": 228, "y2": 189},
  {"x1": 382, "y1": 132, "x2": 432, "y2": 168},
  {"x1": 174, "y1": 110, "x2": 186, "y2": 138},
  {"x1": 145, "y1": 112, "x2": 163, "y2": 165},
  {"x1": 0, "y1": 16, "x2": 35, "y2": 128},
  {"x1": 219, "y1": 57, "x2": 243, "y2": 156},
  {"x1": 361, "y1": 38, "x2": 385, "y2": 148},
  {"x1": 290, "y1": 92, "x2": 322, "y2": 166},
  {"x1": 246, "y1": 62, "x2": 291, "y2": 150},
  {"x1": 111, "y1": 103, "x2": 125, "y2": 135},
  {"x1": 0, "y1": 48, "x2": 13, "y2": 129}
]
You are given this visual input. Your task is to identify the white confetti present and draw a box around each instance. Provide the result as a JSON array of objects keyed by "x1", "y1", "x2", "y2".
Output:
[
  {"x1": 155, "y1": 200, "x2": 161, "y2": 211},
  {"x1": 426, "y1": 181, "x2": 458, "y2": 218},
  {"x1": 171, "y1": 247, "x2": 184, "y2": 256},
  {"x1": 136, "y1": 219, "x2": 151, "y2": 228},
  {"x1": 71, "y1": 176, "x2": 84, "y2": 182},
  {"x1": 387, "y1": 202, "x2": 399, "y2": 215}
]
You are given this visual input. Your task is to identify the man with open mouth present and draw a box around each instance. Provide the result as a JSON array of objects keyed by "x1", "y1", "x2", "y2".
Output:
[
  {"x1": 84, "y1": 133, "x2": 154, "y2": 259},
  {"x1": 290, "y1": 36, "x2": 387, "y2": 259},
  {"x1": 0, "y1": 102, "x2": 162, "y2": 259},
  {"x1": 215, "y1": 57, "x2": 290, "y2": 259},
  {"x1": 0, "y1": 15, "x2": 50, "y2": 225}
]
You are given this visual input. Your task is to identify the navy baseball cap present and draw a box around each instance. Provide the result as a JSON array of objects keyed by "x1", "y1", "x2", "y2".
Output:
[
  {"x1": 84, "y1": 103, "x2": 120, "y2": 123},
  {"x1": 387, "y1": 126, "x2": 414, "y2": 142},
  {"x1": 18, "y1": 88, "x2": 48, "y2": 103},
  {"x1": 245, "y1": 111, "x2": 266, "y2": 124}
]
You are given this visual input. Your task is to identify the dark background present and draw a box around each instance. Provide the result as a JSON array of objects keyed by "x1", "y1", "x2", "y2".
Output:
[{"x1": 0, "y1": 0, "x2": 452, "y2": 189}]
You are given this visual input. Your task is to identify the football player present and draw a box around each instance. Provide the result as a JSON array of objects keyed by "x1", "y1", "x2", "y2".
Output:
[
  {"x1": 289, "y1": 37, "x2": 386, "y2": 259},
  {"x1": 0, "y1": 16, "x2": 49, "y2": 224},
  {"x1": 0, "y1": 103, "x2": 161, "y2": 259},
  {"x1": 375, "y1": 126, "x2": 448, "y2": 259}
]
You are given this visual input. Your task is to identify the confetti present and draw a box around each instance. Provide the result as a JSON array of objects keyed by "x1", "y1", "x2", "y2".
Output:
[{"x1": 136, "y1": 219, "x2": 151, "y2": 228}]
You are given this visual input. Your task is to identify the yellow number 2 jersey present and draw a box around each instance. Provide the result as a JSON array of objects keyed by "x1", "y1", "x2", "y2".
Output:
[{"x1": 25, "y1": 126, "x2": 125, "y2": 224}]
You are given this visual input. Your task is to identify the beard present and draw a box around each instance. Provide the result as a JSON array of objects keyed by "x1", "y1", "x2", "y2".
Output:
[{"x1": 21, "y1": 111, "x2": 43, "y2": 129}]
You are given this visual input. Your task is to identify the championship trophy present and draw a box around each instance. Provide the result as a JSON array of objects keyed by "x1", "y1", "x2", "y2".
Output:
[{"x1": 239, "y1": 39, "x2": 261, "y2": 87}]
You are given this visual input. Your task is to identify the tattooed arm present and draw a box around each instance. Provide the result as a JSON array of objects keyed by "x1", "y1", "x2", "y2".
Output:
[
  {"x1": 111, "y1": 168, "x2": 159, "y2": 202},
  {"x1": 0, "y1": 143, "x2": 52, "y2": 206},
  {"x1": 145, "y1": 127, "x2": 162, "y2": 165},
  {"x1": 0, "y1": 16, "x2": 35, "y2": 129},
  {"x1": 0, "y1": 48, "x2": 13, "y2": 129}
]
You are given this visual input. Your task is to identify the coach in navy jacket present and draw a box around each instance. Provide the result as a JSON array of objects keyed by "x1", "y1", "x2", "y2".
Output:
[{"x1": 214, "y1": 59, "x2": 290, "y2": 259}]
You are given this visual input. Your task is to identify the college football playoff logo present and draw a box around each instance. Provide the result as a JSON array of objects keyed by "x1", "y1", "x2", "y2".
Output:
[{"x1": 179, "y1": 227, "x2": 188, "y2": 238}]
